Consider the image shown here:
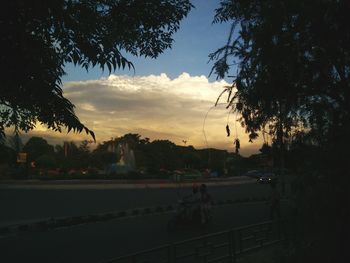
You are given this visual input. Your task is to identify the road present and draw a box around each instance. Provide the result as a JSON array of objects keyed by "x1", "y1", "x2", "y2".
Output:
[
  {"x1": 0, "y1": 200, "x2": 290, "y2": 263},
  {"x1": 0, "y1": 179, "x2": 273, "y2": 226}
]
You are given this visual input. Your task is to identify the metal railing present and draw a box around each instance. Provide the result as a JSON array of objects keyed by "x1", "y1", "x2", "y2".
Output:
[{"x1": 103, "y1": 220, "x2": 286, "y2": 263}]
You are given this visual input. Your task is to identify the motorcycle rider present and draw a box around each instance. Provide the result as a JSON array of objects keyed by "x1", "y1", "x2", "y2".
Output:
[
  {"x1": 182, "y1": 183, "x2": 201, "y2": 219},
  {"x1": 168, "y1": 184, "x2": 203, "y2": 231}
]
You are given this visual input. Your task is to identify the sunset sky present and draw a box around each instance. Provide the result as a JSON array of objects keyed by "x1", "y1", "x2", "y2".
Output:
[{"x1": 26, "y1": 1, "x2": 264, "y2": 156}]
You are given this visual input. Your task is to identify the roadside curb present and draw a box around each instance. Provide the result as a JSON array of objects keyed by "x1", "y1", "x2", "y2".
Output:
[
  {"x1": 0, "y1": 196, "x2": 284, "y2": 236},
  {"x1": 0, "y1": 178, "x2": 255, "y2": 189}
]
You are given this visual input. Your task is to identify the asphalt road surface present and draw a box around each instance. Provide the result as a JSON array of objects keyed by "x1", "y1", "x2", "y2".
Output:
[
  {"x1": 0, "y1": 200, "x2": 290, "y2": 263},
  {"x1": 0, "y1": 180, "x2": 272, "y2": 226}
]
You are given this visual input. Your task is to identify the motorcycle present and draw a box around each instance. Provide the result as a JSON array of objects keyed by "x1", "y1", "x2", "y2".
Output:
[{"x1": 167, "y1": 199, "x2": 211, "y2": 231}]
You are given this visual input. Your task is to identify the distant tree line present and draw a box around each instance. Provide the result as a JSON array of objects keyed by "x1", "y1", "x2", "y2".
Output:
[
  {"x1": 0, "y1": 133, "x2": 229, "y2": 178},
  {"x1": 0, "y1": 133, "x2": 299, "y2": 179}
]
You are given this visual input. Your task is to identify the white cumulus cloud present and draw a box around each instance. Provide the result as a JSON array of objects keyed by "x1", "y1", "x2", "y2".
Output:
[{"x1": 27, "y1": 73, "x2": 262, "y2": 156}]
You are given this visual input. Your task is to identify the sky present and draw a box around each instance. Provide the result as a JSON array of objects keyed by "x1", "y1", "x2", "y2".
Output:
[
  {"x1": 62, "y1": 1, "x2": 233, "y2": 82},
  {"x1": 27, "y1": 0, "x2": 264, "y2": 156}
]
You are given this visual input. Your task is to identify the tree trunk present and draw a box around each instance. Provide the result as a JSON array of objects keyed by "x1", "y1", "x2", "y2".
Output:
[{"x1": 277, "y1": 110, "x2": 286, "y2": 195}]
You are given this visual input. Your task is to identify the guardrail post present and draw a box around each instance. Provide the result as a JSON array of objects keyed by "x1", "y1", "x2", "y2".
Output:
[
  {"x1": 259, "y1": 224, "x2": 264, "y2": 247},
  {"x1": 168, "y1": 244, "x2": 175, "y2": 263},
  {"x1": 238, "y1": 229, "x2": 243, "y2": 254},
  {"x1": 229, "y1": 230, "x2": 236, "y2": 263},
  {"x1": 277, "y1": 219, "x2": 282, "y2": 240}
]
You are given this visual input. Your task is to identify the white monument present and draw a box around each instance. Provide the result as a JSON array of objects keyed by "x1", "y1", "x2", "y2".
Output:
[{"x1": 108, "y1": 141, "x2": 135, "y2": 174}]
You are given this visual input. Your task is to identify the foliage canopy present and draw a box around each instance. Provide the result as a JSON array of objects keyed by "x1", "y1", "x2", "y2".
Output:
[
  {"x1": 211, "y1": 0, "x2": 350, "y2": 147},
  {"x1": 210, "y1": 1, "x2": 350, "y2": 261},
  {"x1": 0, "y1": 0, "x2": 193, "y2": 140}
]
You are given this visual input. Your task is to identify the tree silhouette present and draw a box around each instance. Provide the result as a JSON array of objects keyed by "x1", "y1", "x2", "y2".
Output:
[
  {"x1": 211, "y1": 1, "x2": 350, "y2": 262},
  {"x1": 23, "y1": 137, "x2": 54, "y2": 163},
  {"x1": 211, "y1": 0, "x2": 350, "y2": 149},
  {"x1": 0, "y1": 0, "x2": 193, "y2": 140}
]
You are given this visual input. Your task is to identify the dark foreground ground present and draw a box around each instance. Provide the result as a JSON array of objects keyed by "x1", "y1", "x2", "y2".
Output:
[
  {"x1": 0, "y1": 179, "x2": 290, "y2": 263},
  {"x1": 0, "y1": 201, "x2": 290, "y2": 263}
]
